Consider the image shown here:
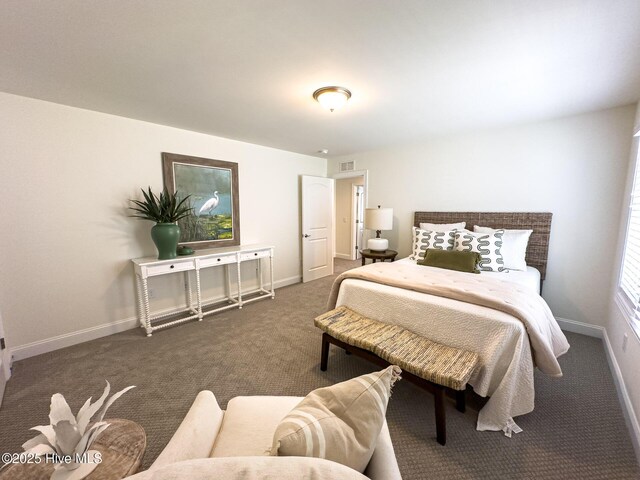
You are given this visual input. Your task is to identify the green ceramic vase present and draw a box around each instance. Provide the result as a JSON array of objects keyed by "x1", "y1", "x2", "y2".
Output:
[{"x1": 151, "y1": 223, "x2": 181, "y2": 260}]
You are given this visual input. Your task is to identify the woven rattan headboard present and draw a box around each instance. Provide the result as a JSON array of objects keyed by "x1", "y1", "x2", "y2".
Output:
[{"x1": 414, "y1": 212, "x2": 553, "y2": 280}]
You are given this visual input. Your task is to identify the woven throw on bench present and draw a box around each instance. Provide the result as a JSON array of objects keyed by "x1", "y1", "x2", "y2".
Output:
[{"x1": 315, "y1": 306, "x2": 479, "y2": 391}]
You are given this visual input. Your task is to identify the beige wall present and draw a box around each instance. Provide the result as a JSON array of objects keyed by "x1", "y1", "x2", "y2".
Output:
[
  {"x1": 0, "y1": 93, "x2": 326, "y2": 352},
  {"x1": 328, "y1": 105, "x2": 636, "y2": 328},
  {"x1": 607, "y1": 101, "x2": 640, "y2": 453}
]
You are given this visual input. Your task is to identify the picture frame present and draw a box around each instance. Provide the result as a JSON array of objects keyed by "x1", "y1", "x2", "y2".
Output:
[{"x1": 162, "y1": 152, "x2": 240, "y2": 249}]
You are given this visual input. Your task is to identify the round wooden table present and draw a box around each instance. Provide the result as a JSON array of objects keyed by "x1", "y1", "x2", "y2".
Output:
[
  {"x1": 360, "y1": 249, "x2": 398, "y2": 266},
  {"x1": 0, "y1": 419, "x2": 146, "y2": 480}
]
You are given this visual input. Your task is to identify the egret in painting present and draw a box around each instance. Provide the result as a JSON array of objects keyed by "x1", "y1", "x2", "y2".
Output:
[{"x1": 198, "y1": 191, "x2": 219, "y2": 216}]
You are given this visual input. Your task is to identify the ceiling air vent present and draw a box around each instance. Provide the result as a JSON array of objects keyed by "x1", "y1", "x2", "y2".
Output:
[{"x1": 339, "y1": 161, "x2": 355, "y2": 173}]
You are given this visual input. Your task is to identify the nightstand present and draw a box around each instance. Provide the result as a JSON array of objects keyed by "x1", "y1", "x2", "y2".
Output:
[{"x1": 360, "y1": 249, "x2": 398, "y2": 266}]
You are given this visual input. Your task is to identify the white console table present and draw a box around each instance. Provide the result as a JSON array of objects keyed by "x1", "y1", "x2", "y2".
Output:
[{"x1": 132, "y1": 244, "x2": 274, "y2": 336}]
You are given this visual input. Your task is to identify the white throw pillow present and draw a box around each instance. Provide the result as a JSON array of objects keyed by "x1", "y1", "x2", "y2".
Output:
[
  {"x1": 455, "y1": 230, "x2": 505, "y2": 272},
  {"x1": 474, "y1": 226, "x2": 532, "y2": 271},
  {"x1": 271, "y1": 366, "x2": 401, "y2": 473},
  {"x1": 410, "y1": 227, "x2": 456, "y2": 260},
  {"x1": 419, "y1": 221, "x2": 466, "y2": 231}
]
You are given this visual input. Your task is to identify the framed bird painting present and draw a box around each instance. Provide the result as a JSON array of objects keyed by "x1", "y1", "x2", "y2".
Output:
[{"x1": 162, "y1": 152, "x2": 240, "y2": 249}]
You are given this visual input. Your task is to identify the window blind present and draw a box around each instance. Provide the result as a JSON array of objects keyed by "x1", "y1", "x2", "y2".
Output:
[{"x1": 619, "y1": 130, "x2": 640, "y2": 320}]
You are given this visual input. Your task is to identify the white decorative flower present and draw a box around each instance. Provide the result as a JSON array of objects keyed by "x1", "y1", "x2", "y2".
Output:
[{"x1": 22, "y1": 381, "x2": 135, "y2": 477}]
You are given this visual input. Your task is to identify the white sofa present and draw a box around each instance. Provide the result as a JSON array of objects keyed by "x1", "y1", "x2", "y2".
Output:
[{"x1": 128, "y1": 390, "x2": 402, "y2": 479}]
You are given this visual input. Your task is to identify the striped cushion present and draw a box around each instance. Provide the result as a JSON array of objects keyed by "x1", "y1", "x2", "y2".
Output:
[{"x1": 271, "y1": 366, "x2": 401, "y2": 473}]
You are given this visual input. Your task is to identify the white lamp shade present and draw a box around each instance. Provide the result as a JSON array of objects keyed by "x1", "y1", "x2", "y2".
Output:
[
  {"x1": 365, "y1": 207, "x2": 393, "y2": 251},
  {"x1": 364, "y1": 208, "x2": 393, "y2": 231}
]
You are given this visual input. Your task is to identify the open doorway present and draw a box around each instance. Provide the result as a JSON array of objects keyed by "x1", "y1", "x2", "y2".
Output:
[{"x1": 334, "y1": 173, "x2": 366, "y2": 261}]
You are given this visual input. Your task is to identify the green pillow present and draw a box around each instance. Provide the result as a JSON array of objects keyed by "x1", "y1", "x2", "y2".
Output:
[{"x1": 419, "y1": 249, "x2": 481, "y2": 274}]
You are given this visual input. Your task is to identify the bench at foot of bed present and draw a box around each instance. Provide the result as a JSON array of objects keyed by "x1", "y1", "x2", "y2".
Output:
[{"x1": 315, "y1": 306, "x2": 479, "y2": 446}]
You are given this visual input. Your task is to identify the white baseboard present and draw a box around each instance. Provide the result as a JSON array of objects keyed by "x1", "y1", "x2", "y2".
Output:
[
  {"x1": 334, "y1": 253, "x2": 353, "y2": 260},
  {"x1": 556, "y1": 317, "x2": 639, "y2": 462},
  {"x1": 274, "y1": 275, "x2": 300, "y2": 289},
  {"x1": 602, "y1": 328, "x2": 640, "y2": 462},
  {"x1": 10, "y1": 276, "x2": 302, "y2": 362},
  {"x1": 10, "y1": 316, "x2": 139, "y2": 361},
  {"x1": 556, "y1": 317, "x2": 604, "y2": 338}
]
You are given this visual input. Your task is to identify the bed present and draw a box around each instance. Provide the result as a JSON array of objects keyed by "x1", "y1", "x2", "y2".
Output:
[{"x1": 329, "y1": 212, "x2": 569, "y2": 436}]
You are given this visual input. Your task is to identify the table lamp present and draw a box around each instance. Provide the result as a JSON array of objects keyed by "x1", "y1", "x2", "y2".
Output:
[{"x1": 365, "y1": 206, "x2": 393, "y2": 251}]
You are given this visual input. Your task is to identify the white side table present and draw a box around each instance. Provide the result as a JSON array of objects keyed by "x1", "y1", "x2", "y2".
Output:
[{"x1": 132, "y1": 244, "x2": 275, "y2": 336}]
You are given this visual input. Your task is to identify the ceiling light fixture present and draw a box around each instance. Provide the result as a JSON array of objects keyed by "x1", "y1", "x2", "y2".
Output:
[{"x1": 313, "y1": 86, "x2": 351, "y2": 112}]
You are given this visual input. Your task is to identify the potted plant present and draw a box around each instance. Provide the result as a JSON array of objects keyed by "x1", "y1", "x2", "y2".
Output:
[{"x1": 129, "y1": 187, "x2": 192, "y2": 260}]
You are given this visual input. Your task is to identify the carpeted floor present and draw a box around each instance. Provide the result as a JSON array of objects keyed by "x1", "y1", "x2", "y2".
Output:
[{"x1": 0, "y1": 258, "x2": 638, "y2": 479}]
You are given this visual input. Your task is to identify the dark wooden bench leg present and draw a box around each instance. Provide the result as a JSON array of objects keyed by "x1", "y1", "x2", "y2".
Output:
[
  {"x1": 455, "y1": 389, "x2": 466, "y2": 413},
  {"x1": 320, "y1": 333, "x2": 330, "y2": 371},
  {"x1": 321, "y1": 332, "x2": 460, "y2": 446},
  {"x1": 434, "y1": 387, "x2": 446, "y2": 446}
]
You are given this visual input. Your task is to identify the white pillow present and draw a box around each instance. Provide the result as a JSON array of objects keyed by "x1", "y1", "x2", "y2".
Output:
[
  {"x1": 410, "y1": 227, "x2": 456, "y2": 260},
  {"x1": 454, "y1": 230, "x2": 506, "y2": 272},
  {"x1": 474, "y1": 226, "x2": 532, "y2": 271},
  {"x1": 419, "y1": 221, "x2": 466, "y2": 231}
]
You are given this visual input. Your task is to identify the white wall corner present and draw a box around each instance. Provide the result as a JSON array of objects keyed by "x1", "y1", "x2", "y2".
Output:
[
  {"x1": 602, "y1": 328, "x2": 640, "y2": 462},
  {"x1": 0, "y1": 349, "x2": 10, "y2": 408},
  {"x1": 2, "y1": 349, "x2": 10, "y2": 379},
  {"x1": 0, "y1": 308, "x2": 11, "y2": 407}
]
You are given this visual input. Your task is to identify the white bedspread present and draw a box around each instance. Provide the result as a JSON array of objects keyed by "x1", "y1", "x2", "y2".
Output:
[
  {"x1": 482, "y1": 265, "x2": 541, "y2": 294},
  {"x1": 333, "y1": 258, "x2": 569, "y2": 435}
]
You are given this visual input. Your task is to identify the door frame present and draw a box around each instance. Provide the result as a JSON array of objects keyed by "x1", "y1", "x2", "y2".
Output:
[
  {"x1": 0, "y1": 309, "x2": 10, "y2": 407},
  {"x1": 351, "y1": 184, "x2": 365, "y2": 260},
  {"x1": 332, "y1": 170, "x2": 368, "y2": 260}
]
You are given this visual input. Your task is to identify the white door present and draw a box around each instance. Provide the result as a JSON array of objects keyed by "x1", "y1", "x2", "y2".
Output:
[
  {"x1": 0, "y1": 309, "x2": 9, "y2": 407},
  {"x1": 352, "y1": 185, "x2": 365, "y2": 260},
  {"x1": 302, "y1": 175, "x2": 334, "y2": 282}
]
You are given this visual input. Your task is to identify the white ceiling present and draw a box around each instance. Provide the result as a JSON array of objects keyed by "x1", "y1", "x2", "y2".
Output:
[{"x1": 1, "y1": 0, "x2": 639, "y2": 157}]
